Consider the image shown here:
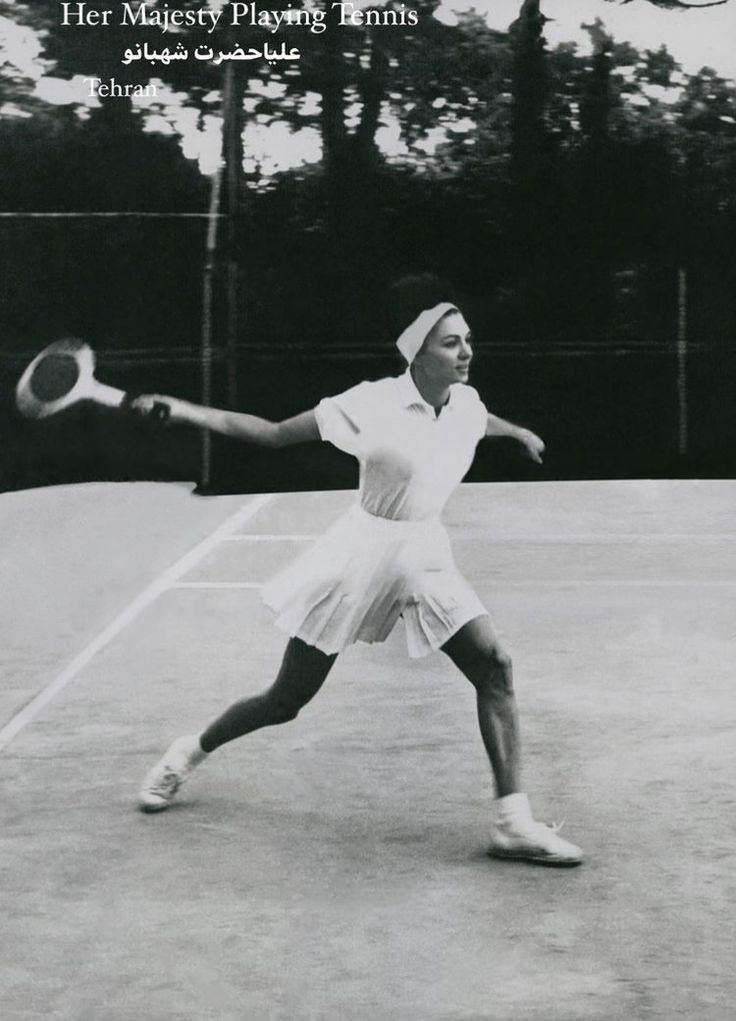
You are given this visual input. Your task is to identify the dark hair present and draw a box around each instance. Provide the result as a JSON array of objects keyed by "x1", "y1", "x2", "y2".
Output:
[{"x1": 384, "y1": 274, "x2": 459, "y2": 338}]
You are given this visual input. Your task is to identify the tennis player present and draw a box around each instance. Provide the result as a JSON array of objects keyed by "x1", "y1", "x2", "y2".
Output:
[{"x1": 134, "y1": 293, "x2": 583, "y2": 866}]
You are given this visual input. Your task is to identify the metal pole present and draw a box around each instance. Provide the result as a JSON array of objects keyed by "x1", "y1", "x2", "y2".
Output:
[
  {"x1": 223, "y1": 63, "x2": 244, "y2": 408},
  {"x1": 677, "y1": 267, "x2": 688, "y2": 457},
  {"x1": 200, "y1": 158, "x2": 224, "y2": 490}
]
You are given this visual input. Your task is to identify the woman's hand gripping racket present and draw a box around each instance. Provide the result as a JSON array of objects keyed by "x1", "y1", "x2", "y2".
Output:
[{"x1": 15, "y1": 338, "x2": 170, "y2": 424}]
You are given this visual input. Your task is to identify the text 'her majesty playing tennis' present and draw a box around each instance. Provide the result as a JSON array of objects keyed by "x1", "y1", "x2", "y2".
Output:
[{"x1": 60, "y1": 2, "x2": 420, "y2": 36}]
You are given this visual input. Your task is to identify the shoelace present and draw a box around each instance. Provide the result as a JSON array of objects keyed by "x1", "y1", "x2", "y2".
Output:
[
  {"x1": 527, "y1": 819, "x2": 567, "y2": 840},
  {"x1": 500, "y1": 817, "x2": 565, "y2": 834},
  {"x1": 543, "y1": 820, "x2": 564, "y2": 834},
  {"x1": 148, "y1": 766, "x2": 182, "y2": 798},
  {"x1": 501, "y1": 819, "x2": 569, "y2": 846}
]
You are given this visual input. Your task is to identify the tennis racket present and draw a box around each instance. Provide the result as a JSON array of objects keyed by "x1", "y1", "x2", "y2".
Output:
[{"x1": 15, "y1": 338, "x2": 170, "y2": 423}]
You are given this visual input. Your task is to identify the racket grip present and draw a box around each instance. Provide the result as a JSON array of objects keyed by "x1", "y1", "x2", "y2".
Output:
[
  {"x1": 149, "y1": 401, "x2": 171, "y2": 425},
  {"x1": 121, "y1": 393, "x2": 171, "y2": 426}
]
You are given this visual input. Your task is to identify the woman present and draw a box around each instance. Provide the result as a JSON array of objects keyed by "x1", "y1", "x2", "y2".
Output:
[{"x1": 134, "y1": 297, "x2": 583, "y2": 867}]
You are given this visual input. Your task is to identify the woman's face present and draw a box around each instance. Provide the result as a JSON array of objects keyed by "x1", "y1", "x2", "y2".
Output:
[{"x1": 414, "y1": 310, "x2": 473, "y2": 387}]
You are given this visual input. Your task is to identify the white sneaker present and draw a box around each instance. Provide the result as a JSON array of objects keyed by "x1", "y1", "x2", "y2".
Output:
[
  {"x1": 138, "y1": 735, "x2": 207, "y2": 813},
  {"x1": 489, "y1": 818, "x2": 583, "y2": 867}
]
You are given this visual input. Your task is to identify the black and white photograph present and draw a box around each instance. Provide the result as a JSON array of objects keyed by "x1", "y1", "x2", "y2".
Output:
[{"x1": 1, "y1": 0, "x2": 734, "y2": 1017}]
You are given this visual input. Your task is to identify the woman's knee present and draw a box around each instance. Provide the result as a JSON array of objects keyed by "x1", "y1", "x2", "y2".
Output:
[
  {"x1": 475, "y1": 645, "x2": 514, "y2": 698},
  {"x1": 262, "y1": 639, "x2": 336, "y2": 725},
  {"x1": 262, "y1": 690, "x2": 302, "y2": 724}
]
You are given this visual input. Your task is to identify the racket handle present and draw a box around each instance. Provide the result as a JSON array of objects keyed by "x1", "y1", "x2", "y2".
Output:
[
  {"x1": 121, "y1": 393, "x2": 171, "y2": 426},
  {"x1": 149, "y1": 401, "x2": 171, "y2": 425}
]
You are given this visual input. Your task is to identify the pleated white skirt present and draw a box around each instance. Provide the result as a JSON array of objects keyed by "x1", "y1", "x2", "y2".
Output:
[{"x1": 261, "y1": 503, "x2": 487, "y2": 658}]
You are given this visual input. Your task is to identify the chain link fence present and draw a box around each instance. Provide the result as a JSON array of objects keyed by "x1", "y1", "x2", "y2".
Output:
[{"x1": 1, "y1": 213, "x2": 734, "y2": 494}]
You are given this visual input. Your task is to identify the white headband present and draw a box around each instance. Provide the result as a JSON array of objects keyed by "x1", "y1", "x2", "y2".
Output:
[{"x1": 396, "y1": 302, "x2": 458, "y2": 364}]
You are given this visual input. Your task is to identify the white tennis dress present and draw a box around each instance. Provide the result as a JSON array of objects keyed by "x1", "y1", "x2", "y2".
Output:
[{"x1": 261, "y1": 369, "x2": 489, "y2": 658}]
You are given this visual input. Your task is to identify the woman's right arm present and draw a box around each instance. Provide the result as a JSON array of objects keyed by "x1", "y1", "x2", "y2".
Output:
[{"x1": 129, "y1": 395, "x2": 320, "y2": 448}]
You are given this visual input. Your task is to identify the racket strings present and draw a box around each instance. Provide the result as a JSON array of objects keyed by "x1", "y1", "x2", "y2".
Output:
[{"x1": 28, "y1": 354, "x2": 81, "y2": 402}]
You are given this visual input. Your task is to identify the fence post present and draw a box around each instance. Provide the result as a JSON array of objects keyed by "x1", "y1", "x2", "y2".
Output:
[
  {"x1": 677, "y1": 267, "x2": 688, "y2": 458},
  {"x1": 200, "y1": 164, "x2": 223, "y2": 491},
  {"x1": 223, "y1": 64, "x2": 244, "y2": 410}
]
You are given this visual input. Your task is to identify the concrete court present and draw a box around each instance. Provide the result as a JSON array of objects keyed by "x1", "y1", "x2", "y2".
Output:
[{"x1": 1, "y1": 479, "x2": 734, "y2": 1021}]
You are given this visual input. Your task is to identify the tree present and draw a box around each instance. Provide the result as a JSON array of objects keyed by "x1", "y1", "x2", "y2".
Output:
[{"x1": 608, "y1": 0, "x2": 730, "y2": 9}]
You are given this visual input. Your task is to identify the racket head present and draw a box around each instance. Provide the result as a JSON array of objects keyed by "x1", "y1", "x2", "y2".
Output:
[{"x1": 15, "y1": 338, "x2": 96, "y2": 420}]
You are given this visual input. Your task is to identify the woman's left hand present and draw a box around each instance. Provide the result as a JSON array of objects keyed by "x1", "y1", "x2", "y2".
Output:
[{"x1": 519, "y1": 429, "x2": 545, "y2": 464}]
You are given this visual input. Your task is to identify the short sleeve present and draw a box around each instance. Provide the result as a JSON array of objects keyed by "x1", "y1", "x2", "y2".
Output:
[
  {"x1": 460, "y1": 385, "x2": 488, "y2": 444},
  {"x1": 314, "y1": 381, "x2": 374, "y2": 456}
]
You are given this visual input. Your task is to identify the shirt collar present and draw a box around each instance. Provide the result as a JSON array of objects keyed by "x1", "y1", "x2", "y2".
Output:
[{"x1": 397, "y1": 369, "x2": 457, "y2": 414}]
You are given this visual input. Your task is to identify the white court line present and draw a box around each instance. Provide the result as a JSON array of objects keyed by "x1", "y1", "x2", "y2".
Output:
[
  {"x1": 451, "y1": 534, "x2": 736, "y2": 544},
  {"x1": 222, "y1": 534, "x2": 315, "y2": 542},
  {"x1": 175, "y1": 581, "x2": 262, "y2": 589},
  {"x1": 501, "y1": 580, "x2": 736, "y2": 588},
  {"x1": 0, "y1": 493, "x2": 275, "y2": 754},
  {"x1": 222, "y1": 532, "x2": 736, "y2": 545},
  {"x1": 173, "y1": 578, "x2": 736, "y2": 591}
]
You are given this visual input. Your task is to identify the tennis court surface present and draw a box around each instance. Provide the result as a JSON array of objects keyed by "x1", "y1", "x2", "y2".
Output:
[{"x1": 1, "y1": 479, "x2": 734, "y2": 1021}]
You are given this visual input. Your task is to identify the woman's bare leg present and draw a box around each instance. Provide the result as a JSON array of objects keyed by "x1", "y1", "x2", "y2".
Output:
[
  {"x1": 138, "y1": 637, "x2": 336, "y2": 811},
  {"x1": 442, "y1": 615, "x2": 582, "y2": 865},
  {"x1": 200, "y1": 637, "x2": 337, "y2": 752},
  {"x1": 441, "y1": 615, "x2": 520, "y2": 796}
]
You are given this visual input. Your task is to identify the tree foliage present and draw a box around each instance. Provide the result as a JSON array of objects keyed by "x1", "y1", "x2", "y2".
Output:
[
  {"x1": 2, "y1": 0, "x2": 736, "y2": 347},
  {"x1": 608, "y1": 0, "x2": 730, "y2": 9}
]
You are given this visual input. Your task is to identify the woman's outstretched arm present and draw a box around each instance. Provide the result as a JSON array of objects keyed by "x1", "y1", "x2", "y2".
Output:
[
  {"x1": 129, "y1": 395, "x2": 320, "y2": 448},
  {"x1": 485, "y1": 413, "x2": 545, "y2": 463}
]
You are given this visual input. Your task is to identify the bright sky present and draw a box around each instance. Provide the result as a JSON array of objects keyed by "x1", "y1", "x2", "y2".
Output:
[
  {"x1": 451, "y1": 0, "x2": 736, "y2": 78},
  {"x1": 1, "y1": 0, "x2": 735, "y2": 173}
]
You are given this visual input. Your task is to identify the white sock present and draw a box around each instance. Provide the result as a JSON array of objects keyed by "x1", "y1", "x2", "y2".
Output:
[
  {"x1": 495, "y1": 792, "x2": 532, "y2": 825},
  {"x1": 180, "y1": 734, "x2": 208, "y2": 765}
]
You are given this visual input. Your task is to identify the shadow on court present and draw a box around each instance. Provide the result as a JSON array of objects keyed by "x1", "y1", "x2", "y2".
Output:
[{"x1": 1, "y1": 481, "x2": 734, "y2": 1020}]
